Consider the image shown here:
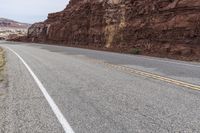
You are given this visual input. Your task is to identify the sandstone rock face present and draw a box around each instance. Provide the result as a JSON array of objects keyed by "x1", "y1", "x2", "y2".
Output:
[{"x1": 27, "y1": 0, "x2": 200, "y2": 61}]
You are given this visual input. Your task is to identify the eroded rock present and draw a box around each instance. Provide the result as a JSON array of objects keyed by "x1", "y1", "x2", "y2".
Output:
[{"x1": 26, "y1": 0, "x2": 200, "y2": 61}]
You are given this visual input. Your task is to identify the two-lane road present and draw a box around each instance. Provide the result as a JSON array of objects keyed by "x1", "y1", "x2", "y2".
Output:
[{"x1": 0, "y1": 41, "x2": 200, "y2": 133}]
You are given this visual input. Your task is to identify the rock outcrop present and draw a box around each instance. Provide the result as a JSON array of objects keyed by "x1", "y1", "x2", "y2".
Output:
[
  {"x1": 0, "y1": 37, "x2": 5, "y2": 40},
  {"x1": 27, "y1": 0, "x2": 200, "y2": 61}
]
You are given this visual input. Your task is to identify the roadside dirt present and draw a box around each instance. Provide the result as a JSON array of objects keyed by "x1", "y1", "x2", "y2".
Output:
[{"x1": 0, "y1": 47, "x2": 6, "y2": 81}]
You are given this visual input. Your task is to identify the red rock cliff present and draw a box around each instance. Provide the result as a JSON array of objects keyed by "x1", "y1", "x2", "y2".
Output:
[{"x1": 27, "y1": 0, "x2": 200, "y2": 61}]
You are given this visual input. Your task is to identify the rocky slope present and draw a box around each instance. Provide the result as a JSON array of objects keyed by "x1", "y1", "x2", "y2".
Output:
[
  {"x1": 26, "y1": 0, "x2": 200, "y2": 61},
  {"x1": 0, "y1": 18, "x2": 30, "y2": 40}
]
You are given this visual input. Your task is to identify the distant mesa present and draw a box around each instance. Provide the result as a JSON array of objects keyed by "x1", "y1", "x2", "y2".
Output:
[
  {"x1": 0, "y1": 18, "x2": 30, "y2": 29},
  {"x1": 0, "y1": 17, "x2": 30, "y2": 40}
]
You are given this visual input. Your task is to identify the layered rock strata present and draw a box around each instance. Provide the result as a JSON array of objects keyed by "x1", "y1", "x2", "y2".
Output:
[{"x1": 27, "y1": 0, "x2": 200, "y2": 61}]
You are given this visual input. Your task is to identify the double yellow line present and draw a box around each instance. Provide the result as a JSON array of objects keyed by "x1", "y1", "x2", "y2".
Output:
[
  {"x1": 73, "y1": 55, "x2": 200, "y2": 91},
  {"x1": 105, "y1": 63, "x2": 200, "y2": 91}
]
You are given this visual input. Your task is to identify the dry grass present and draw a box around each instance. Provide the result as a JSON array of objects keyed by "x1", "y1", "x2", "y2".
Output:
[{"x1": 0, "y1": 47, "x2": 5, "y2": 82}]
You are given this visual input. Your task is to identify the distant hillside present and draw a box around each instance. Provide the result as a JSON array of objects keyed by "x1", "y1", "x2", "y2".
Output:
[
  {"x1": 0, "y1": 18, "x2": 30, "y2": 40},
  {"x1": 0, "y1": 18, "x2": 30, "y2": 29}
]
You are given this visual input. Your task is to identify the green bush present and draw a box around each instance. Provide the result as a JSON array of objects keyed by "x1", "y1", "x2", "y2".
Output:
[{"x1": 131, "y1": 48, "x2": 141, "y2": 55}]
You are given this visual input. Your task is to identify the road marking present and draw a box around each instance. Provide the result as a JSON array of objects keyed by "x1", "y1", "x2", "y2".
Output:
[
  {"x1": 105, "y1": 64, "x2": 200, "y2": 91},
  {"x1": 6, "y1": 47, "x2": 75, "y2": 133},
  {"x1": 70, "y1": 47, "x2": 200, "y2": 68},
  {"x1": 72, "y1": 55, "x2": 200, "y2": 91}
]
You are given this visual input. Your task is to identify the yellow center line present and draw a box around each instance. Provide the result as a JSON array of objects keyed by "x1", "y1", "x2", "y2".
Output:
[{"x1": 72, "y1": 55, "x2": 200, "y2": 91}]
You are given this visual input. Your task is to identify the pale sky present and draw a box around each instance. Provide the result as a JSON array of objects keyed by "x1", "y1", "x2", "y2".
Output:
[{"x1": 0, "y1": 0, "x2": 70, "y2": 24}]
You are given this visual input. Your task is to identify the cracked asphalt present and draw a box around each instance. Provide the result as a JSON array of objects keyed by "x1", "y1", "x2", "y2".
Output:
[{"x1": 0, "y1": 41, "x2": 200, "y2": 133}]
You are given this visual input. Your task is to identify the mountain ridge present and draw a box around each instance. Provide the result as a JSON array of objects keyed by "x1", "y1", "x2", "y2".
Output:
[
  {"x1": 0, "y1": 17, "x2": 30, "y2": 29},
  {"x1": 0, "y1": 17, "x2": 30, "y2": 40}
]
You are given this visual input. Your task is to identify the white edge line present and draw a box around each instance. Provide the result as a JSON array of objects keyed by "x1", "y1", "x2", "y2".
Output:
[{"x1": 5, "y1": 46, "x2": 75, "y2": 133}]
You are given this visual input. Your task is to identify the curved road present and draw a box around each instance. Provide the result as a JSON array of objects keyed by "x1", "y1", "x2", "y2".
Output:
[{"x1": 0, "y1": 41, "x2": 200, "y2": 133}]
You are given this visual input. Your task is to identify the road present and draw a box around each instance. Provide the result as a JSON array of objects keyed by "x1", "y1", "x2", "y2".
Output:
[{"x1": 0, "y1": 41, "x2": 200, "y2": 133}]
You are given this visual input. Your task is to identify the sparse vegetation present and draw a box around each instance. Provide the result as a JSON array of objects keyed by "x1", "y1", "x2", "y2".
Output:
[
  {"x1": 131, "y1": 48, "x2": 141, "y2": 55},
  {"x1": 0, "y1": 47, "x2": 5, "y2": 82}
]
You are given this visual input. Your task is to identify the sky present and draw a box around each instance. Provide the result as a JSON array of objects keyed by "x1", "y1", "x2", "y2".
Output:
[{"x1": 0, "y1": 0, "x2": 70, "y2": 24}]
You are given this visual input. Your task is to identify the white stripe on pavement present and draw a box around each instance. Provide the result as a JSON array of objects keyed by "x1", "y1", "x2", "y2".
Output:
[{"x1": 6, "y1": 46, "x2": 75, "y2": 133}]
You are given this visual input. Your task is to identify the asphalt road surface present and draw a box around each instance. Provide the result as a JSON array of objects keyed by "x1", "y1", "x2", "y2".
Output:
[{"x1": 0, "y1": 41, "x2": 200, "y2": 133}]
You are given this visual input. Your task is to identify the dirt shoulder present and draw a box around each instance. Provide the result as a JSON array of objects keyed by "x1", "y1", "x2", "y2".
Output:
[{"x1": 0, "y1": 47, "x2": 5, "y2": 81}]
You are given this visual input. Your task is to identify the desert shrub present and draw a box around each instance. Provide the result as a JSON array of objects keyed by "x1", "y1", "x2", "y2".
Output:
[{"x1": 131, "y1": 48, "x2": 141, "y2": 55}]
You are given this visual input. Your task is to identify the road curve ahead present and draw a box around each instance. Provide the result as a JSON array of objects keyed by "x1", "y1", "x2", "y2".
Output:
[{"x1": 0, "y1": 41, "x2": 200, "y2": 133}]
